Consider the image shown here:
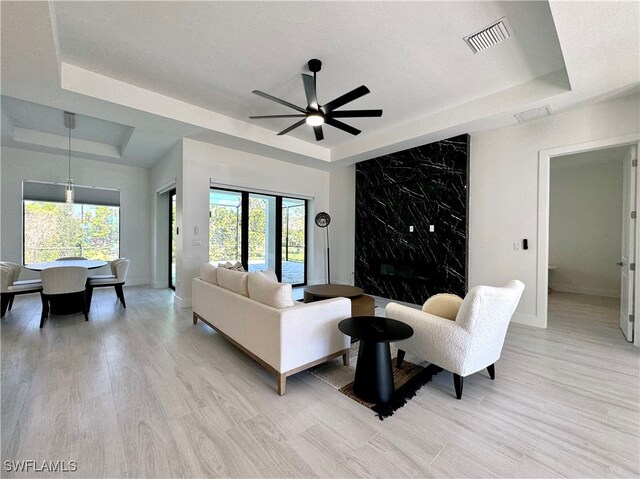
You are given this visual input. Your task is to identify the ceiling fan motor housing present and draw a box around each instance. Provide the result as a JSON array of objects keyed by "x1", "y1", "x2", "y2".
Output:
[{"x1": 308, "y1": 59, "x2": 322, "y2": 73}]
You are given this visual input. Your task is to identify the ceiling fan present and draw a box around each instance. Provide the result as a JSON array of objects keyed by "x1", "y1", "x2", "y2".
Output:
[{"x1": 249, "y1": 59, "x2": 382, "y2": 141}]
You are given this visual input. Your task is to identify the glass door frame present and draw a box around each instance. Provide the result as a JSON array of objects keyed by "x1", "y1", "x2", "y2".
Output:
[
  {"x1": 209, "y1": 187, "x2": 308, "y2": 286},
  {"x1": 168, "y1": 188, "x2": 176, "y2": 290}
]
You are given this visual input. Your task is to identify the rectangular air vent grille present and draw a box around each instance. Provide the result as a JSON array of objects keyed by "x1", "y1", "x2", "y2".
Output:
[
  {"x1": 514, "y1": 106, "x2": 552, "y2": 124},
  {"x1": 464, "y1": 18, "x2": 511, "y2": 54}
]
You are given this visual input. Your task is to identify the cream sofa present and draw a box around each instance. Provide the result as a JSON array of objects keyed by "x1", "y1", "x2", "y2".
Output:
[{"x1": 192, "y1": 264, "x2": 351, "y2": 395}]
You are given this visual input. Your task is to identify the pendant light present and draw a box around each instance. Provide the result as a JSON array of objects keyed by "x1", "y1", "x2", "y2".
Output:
[{"x1": 63, "y1": 112, "x2": 75, "y2": 204}]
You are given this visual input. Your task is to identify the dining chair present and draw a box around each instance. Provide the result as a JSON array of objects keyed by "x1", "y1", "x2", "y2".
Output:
[
  {"x1": 86, "y1": 259, "x2": 130, "y2": 310},
  {"x1": 40, "y1": 266, "x2": 88, "y2": 328},
  {"x1": 1, "y1": 263, "x2": 42, "y2": 318}
]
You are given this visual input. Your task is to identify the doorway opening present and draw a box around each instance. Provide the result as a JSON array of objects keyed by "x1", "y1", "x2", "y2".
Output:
[{"x1": 548, "y1": 146, "x2": 632, "y2": 341}]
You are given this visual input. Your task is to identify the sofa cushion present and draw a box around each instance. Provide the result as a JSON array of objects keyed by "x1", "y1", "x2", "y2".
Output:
[
  {"x1": 201, "y1": 263, "x2": 219, "y2": 285},
  {"x1": 248, "y1": 272, "x2": 294, "y2": 309},
  {"x1": 217, "y1": 266, "x2": 249, "y2": 296}
]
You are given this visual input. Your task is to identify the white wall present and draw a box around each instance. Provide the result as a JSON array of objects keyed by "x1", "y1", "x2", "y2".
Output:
[
  {"x1": 469, "y1": 94, "x2": 639, "y2": 326},
  {"x1": 0, "y1": 146, "x2": 151, "y2": 284},
  {"x1": 150, "y1": 142, "x2": 181, "y2": 287},
  {"x1": 329, "y1": 165, "x2": 356, "y2": 285},
  {"x1": 549, "y1": 155, "x2": 624, "y2": 297},
  {"x1": 176, "y1": 138, "x2": 330, "y2": 306}
]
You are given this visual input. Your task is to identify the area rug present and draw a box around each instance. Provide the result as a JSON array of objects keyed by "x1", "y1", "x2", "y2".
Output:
[{"x1": 308, "y1": 343, "x2": 442, "y2": 420}]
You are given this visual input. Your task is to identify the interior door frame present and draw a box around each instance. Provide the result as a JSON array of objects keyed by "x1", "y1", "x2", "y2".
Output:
[{"x1": 537, "y1": 133, "x2": 640, "y2": 330}]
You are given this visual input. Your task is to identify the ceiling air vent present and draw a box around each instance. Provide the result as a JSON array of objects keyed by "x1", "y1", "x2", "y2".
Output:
[
  {"x1": 514, "y1": 106, "x2": 552, "y2": 124},
  {"x1": 464, "y1": 18, "x2": 511, "y2": 54}
]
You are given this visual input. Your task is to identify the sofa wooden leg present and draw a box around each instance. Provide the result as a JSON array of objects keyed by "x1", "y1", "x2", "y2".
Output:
[
  {"x1": 193, "y1": 313, "x2": 198, "y2": 325},
  {"x1": 277, "y1": 373, "x2": 286, "y2": 396},
  {"x1": 453, "y1": 374, "x2": 463, "y2": 399},
  {"x1": 342, "y1": 352, "x2": 349, "y2": 367},
  {"x1": 1, "y1": 294, "x2": 11, "y2": 318},
  {"x1": 487, "y1": 363, "x2": 495, "y2": 380},
  {"x1": 8, "y1": 295, "x2": 15, "y2": 311},
  {"x1": 397, "y1": 349, "x2": 406, "y2": 368}
]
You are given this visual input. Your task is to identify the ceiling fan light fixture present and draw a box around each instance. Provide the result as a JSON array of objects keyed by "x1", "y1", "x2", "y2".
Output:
[{"x1": 305, "y1": 114, "x2": 324, "y2": 126}]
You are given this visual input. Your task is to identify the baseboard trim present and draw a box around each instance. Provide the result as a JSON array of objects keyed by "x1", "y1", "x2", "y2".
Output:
[
  {"x1": 511, "y1": 312, "x2": 544, "y2": 328},
  {"x1": 175, "y1": 295, "x2": 192, "y2": 308},
  {"x1": 550, "y1": 284, "x2": 620, "y2": 299}
]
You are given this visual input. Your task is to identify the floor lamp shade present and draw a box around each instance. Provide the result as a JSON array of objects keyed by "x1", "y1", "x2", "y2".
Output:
[{"x1": 315, "y1": 212, "x2": 331, "y2": 284}]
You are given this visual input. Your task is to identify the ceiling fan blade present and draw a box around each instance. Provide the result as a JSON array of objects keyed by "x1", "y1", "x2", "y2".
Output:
[
  {"x1": 321, "y1": 85, "x2": 370, "y2": 114},
  {"x1": 325, "y1": 118, "x2": 361, "y2": 136},
  {"x1": 329, "y1": 109, "x2": 383, "y2": 118},
  {"x1": 313, "y1": 125, "x2": 324, "y2": 141},
  {"x1": 277, "y1": 119, "x2": 306, "y2": 136},
  {"x1": 302, "y1": 74, "x2": 319, "y2": 110},
  {"x1": 249, "y1": 114, "x2": 305, "y2": 119},
  {"x1": 252, "y1": 90, "x2": 306, "y2": 113}
]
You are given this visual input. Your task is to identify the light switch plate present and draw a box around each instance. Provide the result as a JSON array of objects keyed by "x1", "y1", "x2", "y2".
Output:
[{"x1": 429, "y1": 225, "x2": 435, "y2": 232}]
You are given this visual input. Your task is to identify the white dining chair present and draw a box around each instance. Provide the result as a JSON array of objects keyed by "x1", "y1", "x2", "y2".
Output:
[
  {"x1": 86, "y1": 258, "x2": 130, "y2": 310},
  {"x1": 40, "y1": 266, "x2": 88, "y2": 328},
  {"x1": 1, "y1": 263, "x2": 42, "y2": 318}
]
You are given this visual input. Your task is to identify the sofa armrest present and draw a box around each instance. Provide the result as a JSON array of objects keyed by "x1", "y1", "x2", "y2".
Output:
[{"x1": 279, "y1": 297, "x2": 351, "y2": 372}]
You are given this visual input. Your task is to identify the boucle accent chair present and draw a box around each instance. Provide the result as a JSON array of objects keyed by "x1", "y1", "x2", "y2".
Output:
[{"x1": 385, "y1": 280, "x2": 525, "y2": 399}]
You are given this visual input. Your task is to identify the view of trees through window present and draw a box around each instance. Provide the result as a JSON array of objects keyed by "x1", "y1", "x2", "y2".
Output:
[
  {"x1": 23, "y1": 200, "x2": 120, "y2": 263},
  {"x1": 209, "y1": 189, "x2": 306, "y2": 284}
]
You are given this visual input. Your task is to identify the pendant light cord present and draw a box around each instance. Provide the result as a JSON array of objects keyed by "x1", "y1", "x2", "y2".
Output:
[{"x1": 68, "y1": 126, "x2": 71, "y2": 180}]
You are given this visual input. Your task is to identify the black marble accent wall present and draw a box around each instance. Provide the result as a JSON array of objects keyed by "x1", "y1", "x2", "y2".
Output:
[{"x1": 355, "y1": 134, "x2": 469, "y2": 304}]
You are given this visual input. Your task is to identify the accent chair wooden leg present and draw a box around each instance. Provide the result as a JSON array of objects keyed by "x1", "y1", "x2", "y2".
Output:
[
  {"x1": 39, "y1": 293, "x2": 48, "y2": 328},
  {"x1": 453, "y1": 374, "x2": 463, "y2": 399},
  {"x1": 115, "y1": 284, "x2": 126, "y2": 308},
  {"x1": 193, "y1": 312, "x2": 198, "y2": 325},
  {"x1": 487, "y1": 363, "x2": 495, "y2": 380},
  {"x1": 342, "y1": 352, "x2": 349, "y2": 367},
  {"x1": 8, "y1": 295, "x2": 15, "y2": 311},
  {"x1": 85, "y1": 286, "x2": 94, "y2": 312},
  {"x1": 277, "y1": 373, "x2": 286, "y2": 396},
  {"x1": 397, "y1": 349, "x2": 406, "y2": 368}
]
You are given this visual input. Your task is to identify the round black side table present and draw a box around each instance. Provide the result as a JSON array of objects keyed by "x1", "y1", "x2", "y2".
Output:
[{"x1": 338, "y1": 316, "x2": 413, "y2": 404}]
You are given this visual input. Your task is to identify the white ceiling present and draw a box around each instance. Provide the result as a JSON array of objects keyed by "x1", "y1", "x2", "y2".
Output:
[{"x1": 1, "y1": 1, "x2": 638, "y2": 169}]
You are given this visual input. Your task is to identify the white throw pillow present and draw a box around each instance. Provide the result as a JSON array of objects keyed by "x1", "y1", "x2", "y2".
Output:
[
  {"x1": 254, "y1": 270, "x2": 278, "y2": 282},
  {"x1": 422, "y1": 293, "x2": 463, "y2": 321},
  {"x1": 217, "y1": 266, "x2": 249, "y2": 297},
  {"x1": 201, "y1": 263, "x2": 219, "y2": 285},
  {"x1": 247, "y1": 272, "x2": 294, "y2": 309}
]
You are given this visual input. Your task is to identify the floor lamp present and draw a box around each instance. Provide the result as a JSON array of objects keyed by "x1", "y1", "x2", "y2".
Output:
[{"x1": 315, "y1": 212, "x2": 331, "y2": 284}]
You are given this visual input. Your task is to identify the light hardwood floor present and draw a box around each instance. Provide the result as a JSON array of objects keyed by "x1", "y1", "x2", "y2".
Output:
[{"x1": 1, "y1": 287, "x2": 638, "y2": 478}]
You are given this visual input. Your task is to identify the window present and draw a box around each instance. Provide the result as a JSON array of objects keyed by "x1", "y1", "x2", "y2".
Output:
[
  {"x1": 23, "y1": 201, "x2": 120, "y2": 263},
  {"x1": 209, "y1": 187, "x2": 307, "y2": 285}
]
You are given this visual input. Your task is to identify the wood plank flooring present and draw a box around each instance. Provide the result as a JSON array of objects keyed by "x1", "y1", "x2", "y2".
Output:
[{"x1": 1, "y1": 288, "x2": 638, "y2": 478}]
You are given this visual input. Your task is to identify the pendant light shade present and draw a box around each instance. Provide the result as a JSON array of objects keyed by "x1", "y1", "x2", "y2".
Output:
[{"x1": 63, "y1": 112, "x2": 75, "y2": 204}]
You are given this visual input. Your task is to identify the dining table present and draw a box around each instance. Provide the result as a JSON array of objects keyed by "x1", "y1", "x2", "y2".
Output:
[
  {"x1": 25, "y1": 259, "x2": 109, "y2": 314},
  {"x1": 25, "y1": 259, "x2": 108, "y2": 271}
]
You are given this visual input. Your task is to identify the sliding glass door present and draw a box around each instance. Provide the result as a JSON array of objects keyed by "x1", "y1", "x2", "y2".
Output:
[
  {"x1": 209, "y1": 188, "x2": 307, "y2": 285},
  {"x1": 282, "y1": 197, "x2": 306, "y2": 284},
  {"x1": 209, "y1": 189, "x2": 243, "y2": 265}
]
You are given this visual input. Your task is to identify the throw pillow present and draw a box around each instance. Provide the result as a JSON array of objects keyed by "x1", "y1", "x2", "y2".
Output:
[
  {"x1": 217, "y1": 266, "x2": 249, "y2": 297},
  {"x1": 201, "y1": 262, "x2": 218, "y2": 285},
  {"x1": 254, "y1": 269, "x2": 278, "y2": 282},
  {"x1": 422, "y1": 293, "x2": 464, "y2": 321},
  {"x1": 218, "y1": 261, "x2": 246, "y2": 272},
  {"x1": 247, "y1": 272, "x2": 294, "y2": 309}
]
